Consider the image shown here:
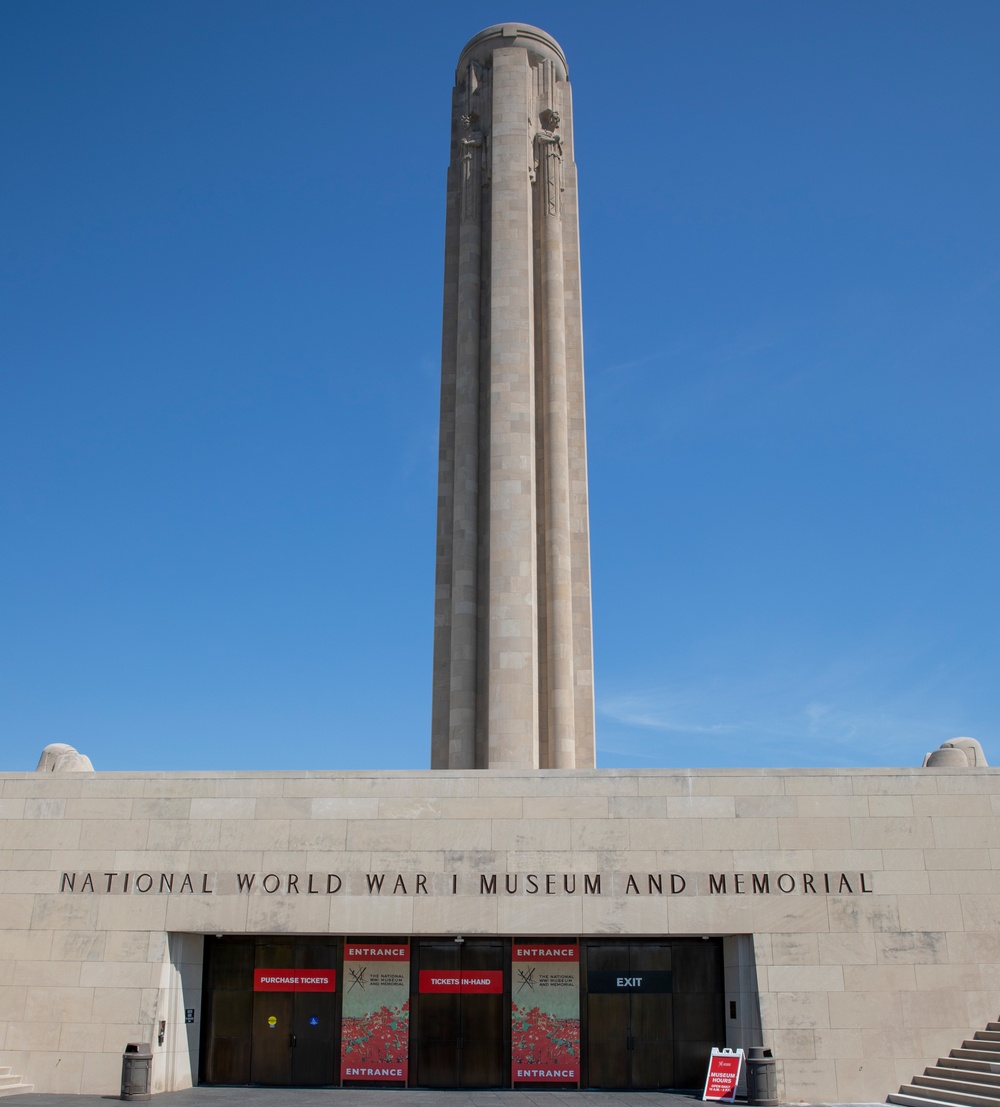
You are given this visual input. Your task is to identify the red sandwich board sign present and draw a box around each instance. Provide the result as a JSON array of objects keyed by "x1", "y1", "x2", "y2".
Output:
[{"x1": 703, "y1": 1047, "x2": 744, "y2": 1102}]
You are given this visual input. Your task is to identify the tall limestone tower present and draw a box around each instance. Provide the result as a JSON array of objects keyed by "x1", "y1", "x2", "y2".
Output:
[{"x1": 432, "y1": 24, "x2": 595, "y2": 771}]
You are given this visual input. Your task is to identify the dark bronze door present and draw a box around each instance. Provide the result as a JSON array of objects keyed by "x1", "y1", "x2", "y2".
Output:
[
  {"x1": 671, "y1": 936, "x2": 725, "y2": 1088},
  {"x1": 585, "y1": 940, "x2": 673, "y2": 1089},
  {"x1": 584, "y1": 939, "x2": 725, "y2": 1090},
  {"x1": 201, "y1": 937, "x2": 254, "y2": 1084},
  {"x1": 413, "y1": 939, "x2": 507, "y2": 1088},
  {"x1": 414, "y1": 939, "x2": 459, "y2": 1087},
  {"x1": 250, "y1": 943, "x2": 293, "y2": 1087},
  {"x1": 629, "y1": 941, "x2": 674, "y2": 1088},
  {"x1": 459, "y1": 940, "x2": 505, "y2": 1087},
  {"x1": 202, "y1": 936, "x2": 339, "y2": 1087},
  {"x1": 290, "y1": 939, "x2": 339, "y2": 1085},
  {"x1": 585, "y1": 941, "x2": 630, "y2": 1088},
  {"x1": 249, "y1": 938, "x2": 339, "y2": 1086}
]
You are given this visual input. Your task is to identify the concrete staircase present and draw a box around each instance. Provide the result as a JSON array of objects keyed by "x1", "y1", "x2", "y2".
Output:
[
  {"x1": 0, "y1": 1067, "x2": 32, "y2": 1098},
  {"x1": 889, "y1": 1022, "x2": 1000, "y2": 1107}
]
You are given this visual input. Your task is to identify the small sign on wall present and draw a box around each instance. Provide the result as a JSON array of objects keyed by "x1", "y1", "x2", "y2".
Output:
[
  {"x1": 185, "y1": 1009, "x2": 195, "y2": 1024},
  {"x1": 703, "y1": 1047, "x2": 743, "y2": 1102}
]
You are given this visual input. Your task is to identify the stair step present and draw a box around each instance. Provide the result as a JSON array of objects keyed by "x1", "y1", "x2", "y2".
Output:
[
  {"x1": 897, "y1": 1082, "x2": 1000, "y2": 1107},
  {"x1": 927, "y1": 1068, "x2": 1000, "y2": 1088},
  {"x1": 894, "y1": 1022, "x2": 1000, "y2": 1107},
  {"x1": 890, "y1": 1095, "x2": 969, "y2": 1107},
  {"x1": 940, "y1": 1060, "x2": 1000, "y2": 1074},
  {"x1": 0, "y1": 1085, "x2": 34, "y2": 1099},
  {"x1": 914, "y1": 1074, "x2": 1000, "y2": 1100}
]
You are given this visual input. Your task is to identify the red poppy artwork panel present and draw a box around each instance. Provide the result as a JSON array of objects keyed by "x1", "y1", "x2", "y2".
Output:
[
  {"x1": 511, "y1": 943, "x2": 580, "y2": 1083},
  {"x1": 340, "y1": 943, "x2": 410, "y2": 1082}
]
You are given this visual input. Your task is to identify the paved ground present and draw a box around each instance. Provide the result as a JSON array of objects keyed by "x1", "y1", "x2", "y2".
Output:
[
  {"x1": 11, "y1": 1091, "x2": 708, "y2": 1106},
  {"x1": 6, "y1": 1090, "x2": 888, "y2": 1107}
]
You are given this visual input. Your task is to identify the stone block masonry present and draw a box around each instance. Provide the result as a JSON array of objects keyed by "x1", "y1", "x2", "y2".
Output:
[
  {"x1": 432, "y1": 25, "x2": 595, "y2": 770},
  {"x1": 2, "y1": 764, "x2": 1000, "y2": 1098}
]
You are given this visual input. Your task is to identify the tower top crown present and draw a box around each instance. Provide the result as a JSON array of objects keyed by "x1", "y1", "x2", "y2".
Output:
[{"x1": 457, "y1": 24, "x2": 568, "y2": 81}]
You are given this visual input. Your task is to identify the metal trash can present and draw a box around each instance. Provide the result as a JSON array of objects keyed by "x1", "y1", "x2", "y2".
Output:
[
  {"x1": 120, "y1": 1042, "x2": 152, "y2": 1102},
  {"x1": 746, "y1": 1045, "x2": 779, "y2": 1106}
]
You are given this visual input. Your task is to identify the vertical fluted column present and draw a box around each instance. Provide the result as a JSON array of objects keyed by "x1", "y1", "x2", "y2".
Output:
[
  {"x1": 535, "y1": 103, "x2": 576, "y2": 769},
  {"x1": 556, "y1": 78, "x2": 596, "y2": 769},
  {"x1": 486, "y1": 45, "x2": 538, "y2": 769},
  {"x1": 431, "y1": 99, "x2": 461, "y2": 770},
  {"x1": 446, "y1": 103, "x2": 485, "y2": 768}
]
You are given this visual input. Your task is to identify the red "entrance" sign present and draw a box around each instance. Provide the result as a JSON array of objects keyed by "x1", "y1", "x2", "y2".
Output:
[
  {"x1": 512, "y1": 945, "x2": 578, "y2": 961},
  {"x1": 345, "y1": 945, "x2": 408, "y2": 961},
  {"x1": 703, "y1": 1048, "x2": 743, "y2": 1102},
  {"x1": 419, "y1": 970, "x2": 503, "y2": 994},
  {"x1": 253, "y1": 969, "x2": 336, "y2": 992}
]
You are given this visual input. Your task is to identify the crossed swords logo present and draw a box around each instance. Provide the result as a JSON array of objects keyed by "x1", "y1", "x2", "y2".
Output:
[
  {"x1": 515, "y1": 967, "x2": 536, "y2": 994},
  {"x1": 347, "y1": 966, "x2": 367, "y2": 993}
]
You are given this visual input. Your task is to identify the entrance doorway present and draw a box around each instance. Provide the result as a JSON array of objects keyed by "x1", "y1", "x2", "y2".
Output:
[
  {"x1": 200, "y1": 932, "x2": 725, "y2": 1090},
  {"x1": 201, "y1": 936, "x2": 341, "y2": 1086},
  {"x1": 583, "y1": 938, "x2": 724, "y2": 1089},
  {"x1": 410, "y1": 938, "x2": 508, "y2": 1088}
]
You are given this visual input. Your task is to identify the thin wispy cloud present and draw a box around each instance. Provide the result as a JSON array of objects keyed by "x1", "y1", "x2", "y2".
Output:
[
  {"x1": 587, "y1": 319, "x2": 830, "y2": 455},
  {"x1": 595, "y1": 343, "x2": 690, "y2": 377},
  {"x1": 599, "y1": 697, "x2": 740, "y2": 736},
  {"x1": 596, "y1": 634, "x2": 974, "y2": 769}
]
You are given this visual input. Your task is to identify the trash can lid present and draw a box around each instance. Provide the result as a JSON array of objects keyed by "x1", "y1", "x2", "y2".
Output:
[{"x1": 125, "y1": 1042, "x2": 153, "y2": 1055}]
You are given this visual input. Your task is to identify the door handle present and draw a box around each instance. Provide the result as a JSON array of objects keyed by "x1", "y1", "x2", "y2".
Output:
[{"x1": 289, "y1": 1033, "x2": 297, "y2": 1048}]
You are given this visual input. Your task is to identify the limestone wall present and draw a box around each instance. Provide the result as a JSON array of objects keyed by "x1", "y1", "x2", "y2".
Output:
[{"x1": 1, "y1": 766, "x2": 997, "y2": 1098}]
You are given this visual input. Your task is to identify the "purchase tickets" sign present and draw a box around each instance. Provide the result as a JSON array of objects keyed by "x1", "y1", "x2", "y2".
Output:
[{"x1": 253, "y1": 969, "x2": 336, "y2": 992}]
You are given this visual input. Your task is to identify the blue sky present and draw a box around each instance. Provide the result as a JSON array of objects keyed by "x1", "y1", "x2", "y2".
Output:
[{"x1": 2, "y1": 1, "x2": 997, "y2": 773}]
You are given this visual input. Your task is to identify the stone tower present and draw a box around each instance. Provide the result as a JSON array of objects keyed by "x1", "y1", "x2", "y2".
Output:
[{"x1": 431, "y1": 24, "x2": 595, "y2": 770}]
